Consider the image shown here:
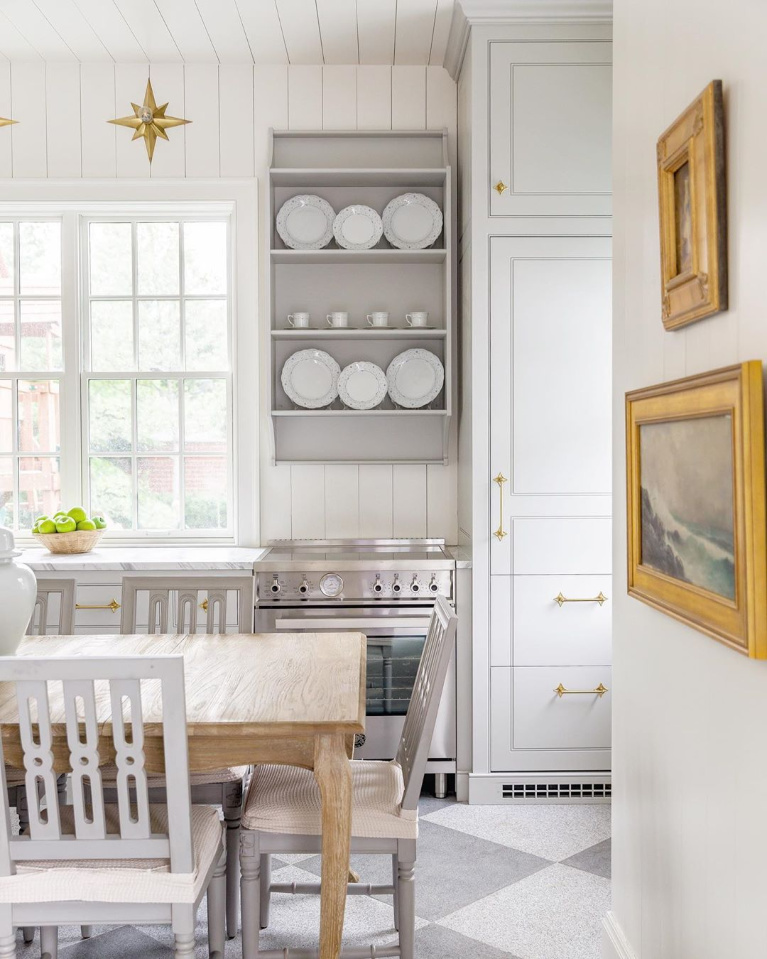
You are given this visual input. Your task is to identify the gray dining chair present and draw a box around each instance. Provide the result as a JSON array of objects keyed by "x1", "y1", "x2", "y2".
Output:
[
  {"x1": 0, "y1": 654, "x2": 226, "y2": 959},
  {"x1": 238, "y1": 595, "x2": 458, "y2": 959},
  {"x1": 104, "y1": 574, "x2": 254, "y2": 939}
]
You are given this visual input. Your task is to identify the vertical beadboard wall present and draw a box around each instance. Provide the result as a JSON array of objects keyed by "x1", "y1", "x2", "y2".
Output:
[{"x1": 0, "y1": 61, "x2": 458, "y2": 545}]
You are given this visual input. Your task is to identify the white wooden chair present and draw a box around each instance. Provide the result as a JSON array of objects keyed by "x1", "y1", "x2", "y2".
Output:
[
  {"x1": 0, "y1": 654, "x2": 226, "y2": 959},
  {"x1": 103, "y1": 574, "x2": 254, "y2": 939},
  {"x1": 238, "y1": 596, "x2": 458, "y2": 959},
  {"x1": 27, "y1": 580, "x2": 76, "y2": 636}
]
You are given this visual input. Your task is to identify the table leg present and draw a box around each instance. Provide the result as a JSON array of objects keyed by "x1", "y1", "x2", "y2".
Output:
[{"x1": 314, "y1": 732, "x2": 353, "y2": 959}]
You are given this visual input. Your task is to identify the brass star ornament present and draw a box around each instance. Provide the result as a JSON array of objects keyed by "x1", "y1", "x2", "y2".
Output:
[
  {"x1": 0, "y1": 117, "x2": 16, "y2": 128},
  {"x1": 108, "y1": 79, "x2": 190, "y2": 162}
]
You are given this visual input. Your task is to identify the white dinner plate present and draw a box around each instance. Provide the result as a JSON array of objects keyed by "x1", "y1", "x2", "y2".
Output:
[
  {"x1": 276, "y1": 195, "x2": 335, "y2": 250},
  {"x1": 382, "y1": 193, "x2": 443, "y2": 250},
  {"x1": 338, "y1": 361, "x2": 387, "y2": 410},
  {"x1": 386, "y1": 349, "x2": 444, "y2": 409},
  {"x1": 281, "y1": 349, "x2": 340, "y2": 408},
  {"x1": 333, "y1": 205, "x2": 383, "y2": 251}
]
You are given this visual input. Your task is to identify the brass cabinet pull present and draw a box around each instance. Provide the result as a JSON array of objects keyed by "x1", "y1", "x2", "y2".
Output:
[
  {"x1": 554, "y1": 591, "x2": 608, "y2": 607},
  {"x1": 75, "y1": 599, "x2": 121, "y2": 613},
  {"x1": 494, "y1": 180, "x2": 508, "y2": 195},
  {"x1": 554, "y1": 682, "x2": 608, "y2": 698},
  {"x1": 199, "y1": 599, "x2": 208, "y2": 611},
  {"x1": 493, "y1": 473, "x2": 507, "y2": 541}
]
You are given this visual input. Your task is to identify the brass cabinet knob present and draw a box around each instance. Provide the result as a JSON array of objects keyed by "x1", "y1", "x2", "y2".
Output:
[{"x1": 494, "y1": 180, "x2": 508, "y2": 195}]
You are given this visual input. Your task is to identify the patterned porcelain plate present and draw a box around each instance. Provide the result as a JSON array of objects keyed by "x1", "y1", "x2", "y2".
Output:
[
  {"x1": 386, "y1": 348, "x2": 444, "y2": 409},
  {"x1": 338, "y1": 361, "x2": 388, "y2": 410},
  {"x1": 333, "y1": 205, "x2": 384, "y2": 250},
  {"x1": 382, "y1": 193, "x2": 443, "y2": 250},
  {"x1": 281, "y1": 349, "x2": 340, "y2": 408},
  {"x1": 276, "y1": 195, "x2": 336, "y2": 250}
]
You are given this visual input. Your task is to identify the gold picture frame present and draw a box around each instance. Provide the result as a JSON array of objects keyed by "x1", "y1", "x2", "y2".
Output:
[
  {"x1": 626, "y1": 362, "x2": 767, "y2": 658},
  {"x1": 657, "y1": 80, "x2": 727, "y2": 330}
]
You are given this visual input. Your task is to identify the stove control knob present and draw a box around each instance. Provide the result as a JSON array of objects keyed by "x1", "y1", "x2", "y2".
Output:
[
  {"x1": 429, "y1": 576, "x2": 440, "y2": 593},
  {"x1": 392, "y1": 575, "x2": 402, "y2": 594},
  {"x1": 372, "y1": 575, "x2": 384, "y2": 594},
  {"x1": 270, "y1": 577, "x2": 281, "y2": 595},
  {"x1": 299, "y1": 579, "x2": 310, "y2": 595},
  {"x1": 410, "y1": 576, "x2": 421, "y2": 593}
]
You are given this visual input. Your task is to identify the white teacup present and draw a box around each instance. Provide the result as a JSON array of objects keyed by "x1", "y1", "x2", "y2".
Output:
[
  {"x1": 327, "y1": 312, "x2": 350, "y2": 328},
  {"x1": 288, "y1": 312, "x2": 311, "y2": 328},
  {"x1": 367, "y1": 312, "x2": 389, "y2": 327},
  {"x1": 406, "y1": 312, "x2": 429, "y2": 327}
]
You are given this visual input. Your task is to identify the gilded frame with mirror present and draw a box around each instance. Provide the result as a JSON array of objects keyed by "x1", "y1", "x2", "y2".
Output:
[
  {"x1": 657, "y1": 80, "x2": 727, "y2": 330},
  {"x1": 626, "y1": 362, "x2": 767, "y2": 658}
]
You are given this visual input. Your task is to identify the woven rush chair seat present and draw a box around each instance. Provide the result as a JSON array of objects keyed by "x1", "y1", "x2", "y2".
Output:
[
  {"x1": 100, "y1": 764, "x2": 249, "y2": 788},
  {"x1": 0, "y1": 804, "x2": 224, "y2": 904},
  {"x1": 242, "y1": 761, "x2": 417, "y2": 840}
]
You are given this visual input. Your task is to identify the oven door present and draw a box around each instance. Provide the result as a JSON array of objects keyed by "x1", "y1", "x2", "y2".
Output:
[{"x1": 258, "y1": 605, "x2": 456, "y2": 766}]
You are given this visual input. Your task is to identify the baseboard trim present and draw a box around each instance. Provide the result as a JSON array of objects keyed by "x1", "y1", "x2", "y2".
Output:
[{"x1": 602, "y1": 912, "x2": 637, "y2": 959}]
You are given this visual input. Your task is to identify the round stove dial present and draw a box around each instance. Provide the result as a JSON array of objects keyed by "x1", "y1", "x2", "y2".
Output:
[{"x1": 319, "y1": 572, "x2": 344, "y2": 598}]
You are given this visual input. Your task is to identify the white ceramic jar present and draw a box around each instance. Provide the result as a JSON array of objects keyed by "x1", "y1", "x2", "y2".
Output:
[{"x1": 0, "y1": 527, "x2": 36, "y2": 655}]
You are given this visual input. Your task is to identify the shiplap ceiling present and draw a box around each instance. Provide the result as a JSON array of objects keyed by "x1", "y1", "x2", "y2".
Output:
[{"x1": 0, "y1": 0, "x2": 456, "y2": 65}]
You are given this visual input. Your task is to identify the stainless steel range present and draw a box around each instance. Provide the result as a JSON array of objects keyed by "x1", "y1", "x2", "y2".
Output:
[{"x1": 254, "y1": 538, "x2": 456, "y2": 796}]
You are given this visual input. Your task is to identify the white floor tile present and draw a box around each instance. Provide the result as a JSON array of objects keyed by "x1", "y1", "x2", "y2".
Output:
[
  {"x1": 422, "y1": 802, "x2": 611, "y2": 861},
  {"x1": 438, "y1": 863, "x2": 610, "y2": 959}
]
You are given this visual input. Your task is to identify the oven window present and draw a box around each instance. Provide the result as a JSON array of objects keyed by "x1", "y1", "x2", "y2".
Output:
[{"x1": 366, "y1": 636, "x2": 424, "y2": 716}]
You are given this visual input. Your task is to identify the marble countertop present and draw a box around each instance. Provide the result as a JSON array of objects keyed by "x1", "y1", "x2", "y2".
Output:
[
  {"x1": 18, "y1": 546, "x2": 268, "y2": 572},
  {"x1": 446, "y1": 545, "x2": 472, "y2": 568}
]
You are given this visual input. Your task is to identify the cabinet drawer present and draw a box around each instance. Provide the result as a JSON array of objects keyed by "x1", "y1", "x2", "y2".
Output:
[
  {"x1": 512, "y1": 516, "x2": 611, "y2": 574},
  {"x1": 514, "y1": 576, "x2": 612, "y2": 666},
  {"x1": 514, "y1": 666, "x2": 611, "y2": 750},
  {"x1": 73, "y1": 585, "x2": 123, "y2": 628}
]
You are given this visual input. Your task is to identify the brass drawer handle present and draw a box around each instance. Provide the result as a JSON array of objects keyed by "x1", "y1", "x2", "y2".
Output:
[
  {"x1": 554, "y1": 682, "x2": 608, "y2": 698},
  {"x1": 494, "y1": 180, "x2": 508, "y2": 195},
  {"x1": 199, "y1": 599, "x2": 208, "y2": 611},
  {"x1": 76, "y1": 599, "x2": 121, "y2": 613},
  {"x1": 554, "y1": 591, "x2": 608, "y2": 607},
  {"x1": 493, "y1": 473, "x2": 507, "y2": 541}
]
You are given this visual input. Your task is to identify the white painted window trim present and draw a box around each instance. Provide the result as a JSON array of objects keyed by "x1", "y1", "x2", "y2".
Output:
[{"x1": 0, "y1": 179, "x2": 259, "y2": 547}]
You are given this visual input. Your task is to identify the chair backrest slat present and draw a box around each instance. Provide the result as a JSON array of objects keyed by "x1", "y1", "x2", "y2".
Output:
[
  {"x1": 395, "y1": 596, "x2": 457, "y2": 811},
  {"x1": 121, "y1": 576, "x2": 254, "y2": 635},
  {"x1": 28, "y1": 579, "x2": 76, "y2": 635},
  {"x1": 0, "y1": 656, "x2": 194, "y2": 876}
]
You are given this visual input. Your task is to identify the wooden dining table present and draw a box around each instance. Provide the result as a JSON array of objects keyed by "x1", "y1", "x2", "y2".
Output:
[{"x1": 0, "y1": 631, "x2": 367, "y2": 959}]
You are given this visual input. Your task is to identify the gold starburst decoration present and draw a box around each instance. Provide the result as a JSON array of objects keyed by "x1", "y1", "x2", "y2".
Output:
[
  {"x1": 108, "y1": 79, "x2": 190, "y2": 162},
  {"x1": 0, "y1": 117, "x2": 16, "y2": 129}
]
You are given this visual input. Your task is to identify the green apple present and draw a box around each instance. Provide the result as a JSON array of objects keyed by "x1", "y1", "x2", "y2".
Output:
[
  {"x1": 38, "y1": 519, "x2": 57, "y2": 534},
  {"x1": 34, "y1": 514, "x2": 50, "y2": 525},
  {"x1": 67, "y1": 506, "x2": 88, "y2": 524},
  {"x1": 91, "y1": 514, "x2": 107, "y2": 529},
  {"x1": 55, "y1": 516, "x2": 77, "y2": 533},
  {"x1": 77, "y1": 519, "x2": 97, "y2": 531}
]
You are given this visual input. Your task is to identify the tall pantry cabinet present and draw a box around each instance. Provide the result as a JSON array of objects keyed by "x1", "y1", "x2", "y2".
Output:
[{"x1": 448, "y1": 4, "x2": 613, "y2": 803}]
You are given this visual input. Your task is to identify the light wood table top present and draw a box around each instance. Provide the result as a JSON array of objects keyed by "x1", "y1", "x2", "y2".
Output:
[{"x1": 0, "y1": 632, "x2": 367, "y2": 959}]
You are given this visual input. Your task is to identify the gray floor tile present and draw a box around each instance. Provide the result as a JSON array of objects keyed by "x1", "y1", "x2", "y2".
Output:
[
  {"x1": 59, "y1": 925, "x2": 172, "y2": 957},
  {"x1": 423, "y1": 801, "x2": 611, "y2": 861},
  {"x1": 439, "y1": 863, "x2": 611, "y2": 959},
  {"x1": 415, "y1": 922, "x2": 523, "y2": 959},
  {"x1": 298, "y1": 819, "x2": 551, "y2": 921},
  {"x1": 418, "y1": 793, "x2": 458, "y2": 817},
  {"x1": 562, "y1": 838, "x2": 611, "y2": 879}
]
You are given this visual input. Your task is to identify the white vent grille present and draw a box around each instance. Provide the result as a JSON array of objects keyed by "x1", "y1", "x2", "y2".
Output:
[{"x1": 502, "y1": 782, "x2": 611, "y2": 800}]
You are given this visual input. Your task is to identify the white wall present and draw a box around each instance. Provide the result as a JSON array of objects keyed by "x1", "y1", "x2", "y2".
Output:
[
  {"x1": 609, "y1": 1, "x2": 767, "y2": 956},
  {"x1": 0, "y1": 61, "x2": 457, "y2": 545}
]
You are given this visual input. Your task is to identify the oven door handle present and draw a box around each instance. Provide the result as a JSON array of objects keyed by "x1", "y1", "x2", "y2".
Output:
[{"x1": 274, "y1": 617, "x2": 432, "y2": 631}]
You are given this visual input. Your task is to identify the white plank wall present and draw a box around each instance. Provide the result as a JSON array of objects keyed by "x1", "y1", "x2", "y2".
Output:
[{"x1": 0, "y1": 62, "x2": 458, "y2": 545}]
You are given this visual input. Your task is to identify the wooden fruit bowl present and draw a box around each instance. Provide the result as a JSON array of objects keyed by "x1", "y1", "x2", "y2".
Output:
[{"x1": 32, "y1": 528, "x2": 105, "y2": 555}]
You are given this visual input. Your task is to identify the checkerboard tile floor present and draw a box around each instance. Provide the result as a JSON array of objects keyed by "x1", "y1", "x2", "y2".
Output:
[{"x1": 16, "y1": 797, "x2": 610, "y2": 959}]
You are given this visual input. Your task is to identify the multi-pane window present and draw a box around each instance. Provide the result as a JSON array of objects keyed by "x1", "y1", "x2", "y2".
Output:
[
  {"x1": 84, "y1": 219, "x2": 232, "y2": 534},
  {"x1": 0, "y1": 221, "x2": 62, "y2": 528}
]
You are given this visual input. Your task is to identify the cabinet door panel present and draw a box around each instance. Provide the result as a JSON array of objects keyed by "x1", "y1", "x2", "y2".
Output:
[
  {"x1": 514, "y1": 575, "x2": 612, "y2": 666},
  {"x1": 490, "y1": 41, "x2": 612, "y2": 217},
  {"x1": 512, "y1": 516, "x2": 612, "y2": 574}
]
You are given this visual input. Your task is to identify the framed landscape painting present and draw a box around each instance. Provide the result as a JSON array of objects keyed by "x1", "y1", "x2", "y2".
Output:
[
  {"x1": 626, "y1": 362, "x2": 767, "y2": 658},
  {"x1": 657, "y1": 79, "x2": 727, "y2": 330}
]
